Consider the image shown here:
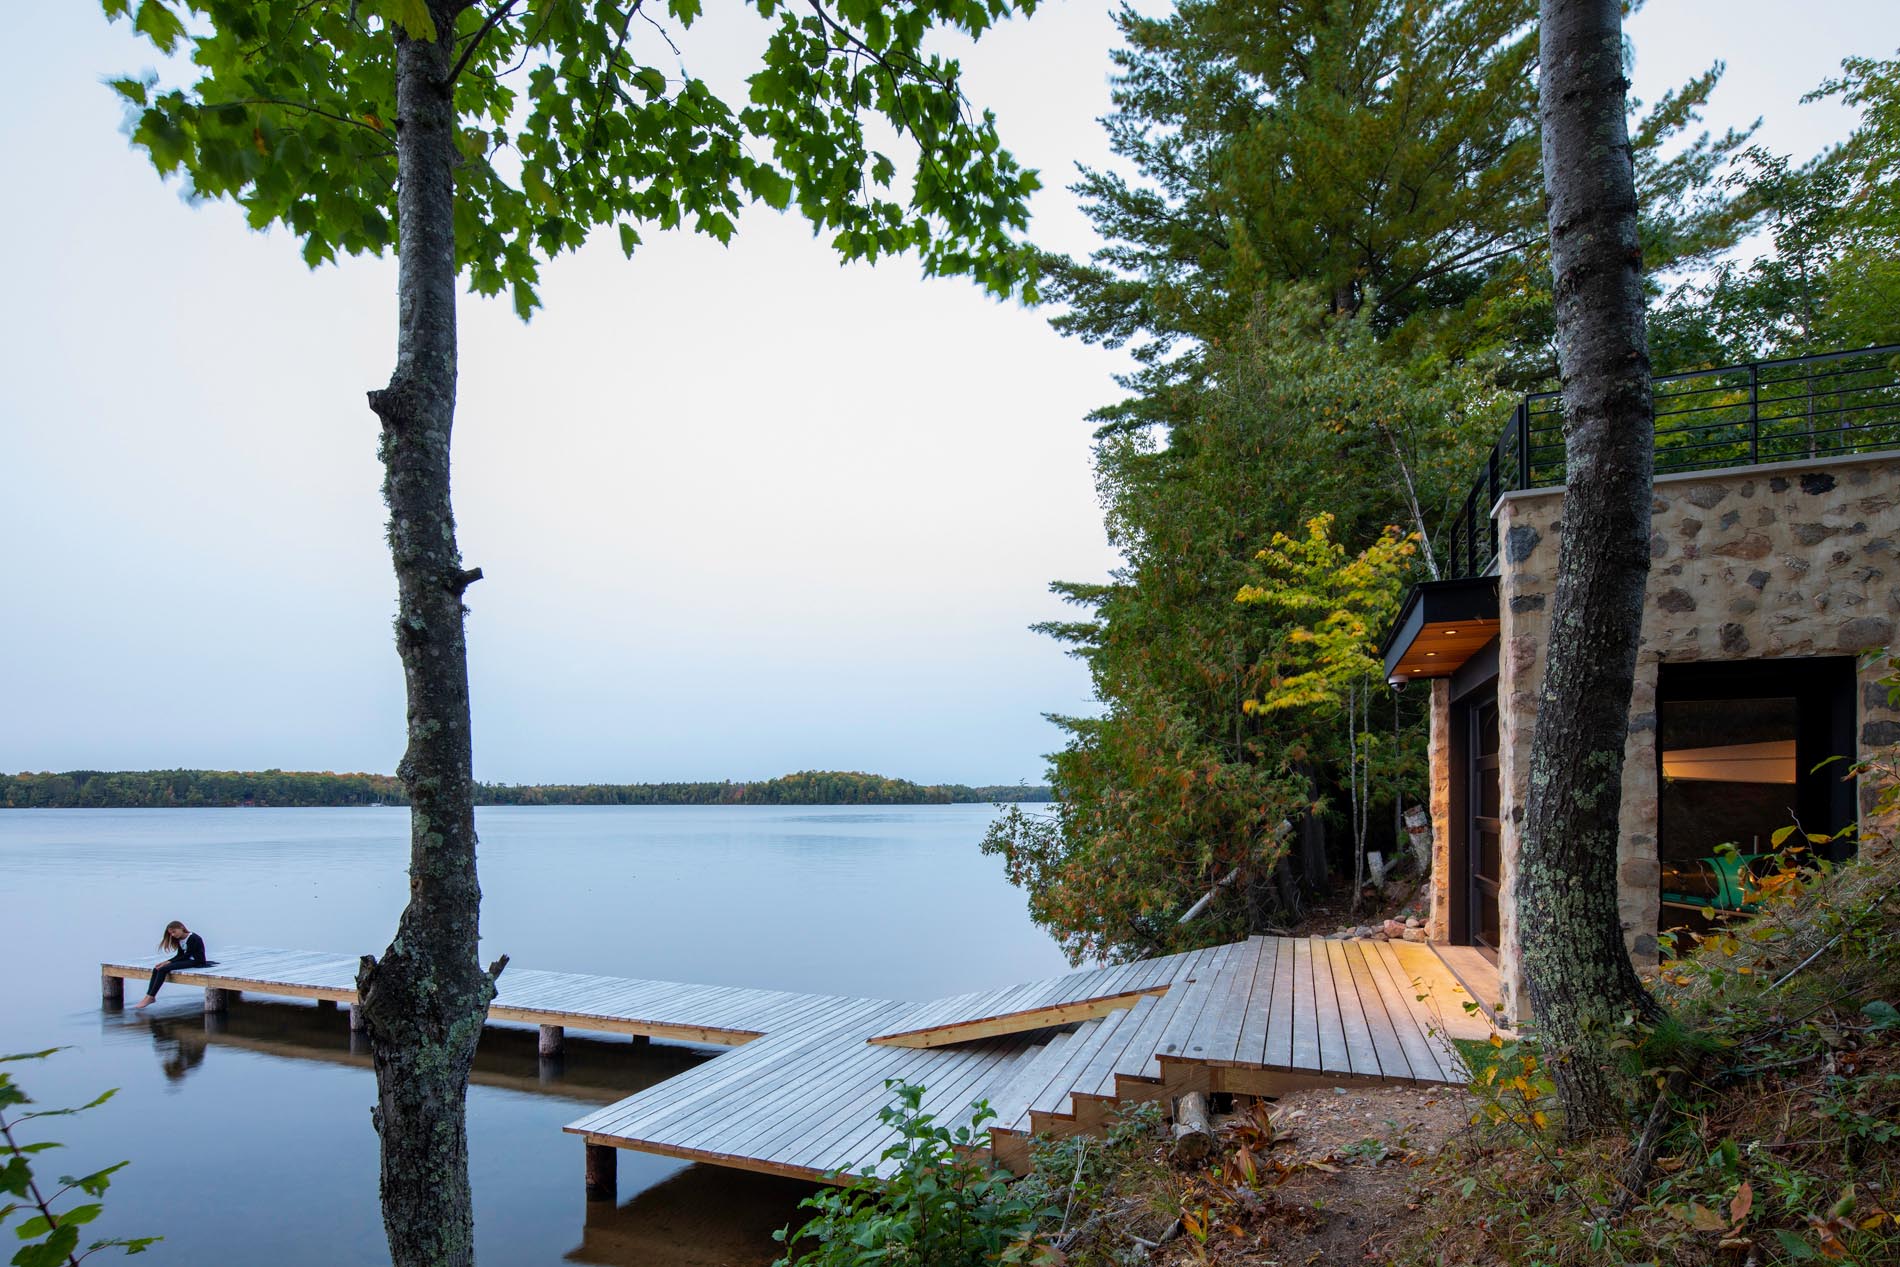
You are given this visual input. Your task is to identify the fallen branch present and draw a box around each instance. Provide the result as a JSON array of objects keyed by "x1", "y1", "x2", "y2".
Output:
[
  {"x1": 1057, "y1": 1139, "x2": 1088, "y2": 1237},
  {"x1": 1612, "y1": 1059, "x2": 1703, "y2": 1217}
]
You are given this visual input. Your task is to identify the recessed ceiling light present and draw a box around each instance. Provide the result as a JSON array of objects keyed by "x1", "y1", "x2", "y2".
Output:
[
  {"x1": 1444, "y1": 628, "x2": 1459, "y2": 635},
  {"x1": 1425, "y1": 651, "x2": 1438, "y2": 657}
]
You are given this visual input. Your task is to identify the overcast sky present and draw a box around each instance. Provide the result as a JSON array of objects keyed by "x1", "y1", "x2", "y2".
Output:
[{"x1": 1, "y1": 3, "x2": 1892, "y2": 787}]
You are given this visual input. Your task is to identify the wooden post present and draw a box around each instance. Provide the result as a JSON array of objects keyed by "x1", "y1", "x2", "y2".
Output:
[
  {"x1": 629, "y1": 1034, "x2": 650, "y2": 1047},
  {"x1": 203, "y1": 987, "x2": 229, "y2": 1015},
  {"x1": 102, "y1": 971, "x2": 124, "y2": 1008},
  {"x1": 1170, "y1": 1092, "x2": 1216, "y2": 1164},
  {"x1": 317, "y1": 998, "x2": 339, "y2": 1013},
  {"x1": 349, "y1": 1003, "x2": 368, "y2": 1033},
  {"x1": 539, "y1": 1024, "x2": 565, "y2": 1057},
  {"x1": 584, "y1": 1143, "x2": 617, "y2": 1203}
]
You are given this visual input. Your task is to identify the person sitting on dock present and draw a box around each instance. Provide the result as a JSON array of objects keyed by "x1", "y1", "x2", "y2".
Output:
[{"x1": 135, "y1": 921, "x2": 210, "y2": 1009}]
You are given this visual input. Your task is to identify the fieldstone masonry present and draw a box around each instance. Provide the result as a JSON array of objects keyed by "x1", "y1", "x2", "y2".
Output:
[{"x1": 1428, "y1": 453, "x2": 1900, "y2": 1022}]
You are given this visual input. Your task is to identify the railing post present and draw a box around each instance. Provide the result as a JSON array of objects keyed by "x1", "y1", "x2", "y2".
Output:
[
  {"x1": 1466, "y1": 490, "x2": 1478, "y2": 577},
  {"x1": 1748, "y1": 362, "x2": 1760, "y2": 464},
  {"x1": 1487, "y1": 446, "x2": 1500, "y2": 570},
  {"x1": 1515, "y1": 401, "x2": 1531, "y2": 488}
]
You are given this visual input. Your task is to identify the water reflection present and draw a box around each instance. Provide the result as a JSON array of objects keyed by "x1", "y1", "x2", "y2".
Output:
[
  {"x1": 125, "y1": 998, "x2": 808, "y2": 1265},
  {"x1": 146, "y1": 1017, "x2": 207, "y2": 1083},
  {"x1": 572, "y1": 1165, "x2": 818, "y2": 1267},
  {"x1": 129, "y1": 999, "x2": 713, "y2": 1103}
]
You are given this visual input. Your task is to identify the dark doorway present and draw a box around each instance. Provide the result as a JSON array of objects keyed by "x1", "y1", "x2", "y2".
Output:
[
  {"x1": 1657, "y1": 657, "x2": 1857, "y2": 929},
  {"x1": 1459, "y1": 695, "x2": 1504, "y2": 949}
]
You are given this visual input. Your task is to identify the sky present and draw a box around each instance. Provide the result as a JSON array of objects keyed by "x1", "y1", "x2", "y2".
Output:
[{"x1": 1, "y1": 2, "x2": 1893, "y2": 787}]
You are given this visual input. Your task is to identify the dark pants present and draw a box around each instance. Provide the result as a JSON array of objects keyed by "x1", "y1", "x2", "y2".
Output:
[{"x1": 147, "y1": 954, "x2": 205, "y2": 998}]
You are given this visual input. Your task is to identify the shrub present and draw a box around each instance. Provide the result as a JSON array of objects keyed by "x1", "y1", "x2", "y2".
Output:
[{"x1": 774, "y1": 1081, "x2": 1056, "y2": 1267}]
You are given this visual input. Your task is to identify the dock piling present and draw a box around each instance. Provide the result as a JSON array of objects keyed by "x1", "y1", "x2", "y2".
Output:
[
  {"x1": 102, "y1": 972, "x2": 124, "y2": 1008},
  {"x1": 584, "y1": 1143, "x2": 617, "y2": 1203},
  {"x1": 539, "y1": 1024, "x2": 565, "y2": 1058},
  {"x1": 203, "y1": 987, "x2": 230, "y2": 1015}
]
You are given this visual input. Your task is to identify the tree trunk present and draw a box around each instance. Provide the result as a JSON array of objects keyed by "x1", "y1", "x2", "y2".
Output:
[
  {"x1": 353, "y1": 11, "x2": 504, "y2": 1266},
  {"x1": 1520, "y1": 0, "x2": 1662, "y2": 1135},
  {"x1": 1295, "y1": 763, "x2": 1328, "y2": 890}
]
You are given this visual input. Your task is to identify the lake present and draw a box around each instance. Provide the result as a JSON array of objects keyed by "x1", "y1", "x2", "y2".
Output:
[{"x1": 0, "y1": 804, "x2": 1074, "y2": 1265}]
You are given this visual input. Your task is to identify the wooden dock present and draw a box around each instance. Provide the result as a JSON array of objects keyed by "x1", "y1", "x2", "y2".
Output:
[{"x1": 101, "y1": 935, "x2": 1504, "y2": 1190}]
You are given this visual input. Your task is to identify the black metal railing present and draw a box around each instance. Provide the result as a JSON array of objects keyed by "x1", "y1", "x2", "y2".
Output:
[{"x1": 1441, "y1": 344, "x2": 1900, "y2": 578}]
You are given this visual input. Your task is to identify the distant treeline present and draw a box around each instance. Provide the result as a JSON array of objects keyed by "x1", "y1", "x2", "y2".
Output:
[{"x1": 0, "y1": 769, "x2": 1054, "y2": 809}]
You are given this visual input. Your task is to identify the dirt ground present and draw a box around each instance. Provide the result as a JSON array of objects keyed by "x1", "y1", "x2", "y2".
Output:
[{"x1": 1150, "y1": 1082, "x2": 1474, "y2": 1267}]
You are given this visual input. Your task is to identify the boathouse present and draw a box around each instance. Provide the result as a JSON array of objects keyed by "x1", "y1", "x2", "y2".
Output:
[{"x1": 1380, "y1": 345, "x2": 1900, "y2": 1023}]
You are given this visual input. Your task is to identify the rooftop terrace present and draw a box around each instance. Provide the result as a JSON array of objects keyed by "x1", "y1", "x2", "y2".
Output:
[{"x1": 1442, "y1": 344, "x2": 1900, "y2": 579}]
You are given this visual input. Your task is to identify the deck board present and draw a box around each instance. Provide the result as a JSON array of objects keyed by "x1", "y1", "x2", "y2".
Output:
[
  {"x1": 1343, "y1": 940, "x2": 1416, "y2": 1082},
  {"x1": 1308, "y1": 936, "x2": 1353, "y2": 1075},
  {"x1": 1324, "y1": 938, "x2": 1381, "y2": 1077}
]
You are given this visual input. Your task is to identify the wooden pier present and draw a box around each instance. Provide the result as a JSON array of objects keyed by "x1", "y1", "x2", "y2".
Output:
[{"x1": 101, "y1": 935, "x2": 1504, "y2": 1191}]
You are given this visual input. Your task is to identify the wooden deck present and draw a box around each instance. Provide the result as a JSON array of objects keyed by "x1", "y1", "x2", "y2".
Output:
[
  {"x1": 101, "y1": 935, "x2": 1504, "y2": 1187},
  {"x1": 566, "y1": 935, "x2": 1504, "y2": 1181},
  {"x1": 100, "y1": 946, "x2": 885, "y2": 1046}
]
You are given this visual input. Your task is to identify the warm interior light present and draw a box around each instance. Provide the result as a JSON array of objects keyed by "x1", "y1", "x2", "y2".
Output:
[
  {"x1": 1661, "y1": 740, "x2": 1796, "y2": 784},
  {"x1": 1425, "y1": 651, "x2": 1437, "y2": 657},
  {"x1": 1443, "y1": 628, "x2": 1458, "y2": 635}
]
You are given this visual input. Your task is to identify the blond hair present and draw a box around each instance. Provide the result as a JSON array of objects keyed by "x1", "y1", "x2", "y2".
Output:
[{"x1": 159, "y1": 921, "x2": 189, "y2": 952}]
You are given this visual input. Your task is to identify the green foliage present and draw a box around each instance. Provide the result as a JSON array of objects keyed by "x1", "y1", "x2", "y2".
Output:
[
  {"x1": 0, "y1": 1051, "x2": 158, "y2": 1267},
  {"x1": 0, "y1": 769, "x2": 1052, "y2": 808},
  {"x1": 985, "y1": 292, "x2": 1491, "y2": 962},
  {"x1": 0, "y1": 769, "x2": 408, "y2": 808},
  {"x1": 1236, "y1": 514, "x2": 1417, "y2": 715},
  {"x1": 101, "y1": 0, "x2": 1043, "y2": 317},
  {"x1": 774, "y1": 1082, "x2": 1054, "y2": 1267},
  {"x1": 1041, "y1": 0, "x2": 1752, "y2": 421},
  {"x1": 1653, "y1": 51, "x2": 1900, "y2": 366}
]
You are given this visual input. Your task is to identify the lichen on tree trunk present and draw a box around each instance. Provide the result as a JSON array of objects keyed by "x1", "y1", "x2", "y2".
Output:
[
  {"x1": 1519, "y1": 0, "x2": 1663, "y2": 1136},
  {"x1": 352, "y1": 9, "x2": 505, "y2": 1265}
]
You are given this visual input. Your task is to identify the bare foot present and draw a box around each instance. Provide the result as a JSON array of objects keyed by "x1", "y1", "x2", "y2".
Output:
[{"x1": 134, "y1": 996, "x2": 155, "y2": 1010}]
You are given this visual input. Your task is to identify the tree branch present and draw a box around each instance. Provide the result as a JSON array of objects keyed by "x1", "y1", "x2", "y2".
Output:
[{"x1": 447, "y1": 0, "x2": 521, "y2": 86}]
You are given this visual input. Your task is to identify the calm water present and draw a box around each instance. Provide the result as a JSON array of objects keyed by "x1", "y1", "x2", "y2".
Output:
[{"x1": 0, "y1": 805, "x2": 1072, "y2": 1265}]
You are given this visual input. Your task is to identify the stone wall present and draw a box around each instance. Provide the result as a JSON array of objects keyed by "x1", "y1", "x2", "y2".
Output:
[{"x1": 1485, "y1": 453, "x2": 1900, "y2": 1020}]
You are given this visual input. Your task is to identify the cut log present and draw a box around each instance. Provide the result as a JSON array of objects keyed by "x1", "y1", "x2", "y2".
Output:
[
  {"x1": 102, "y1": 972, "x2": 124, "y2": 1007},
  {"x1": 539, "y1": 1024, "x2": 565, "y2": 1057},
  {"x1": 1169, "y1": 1092, "x2": 1216, "y2": 1164}
]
